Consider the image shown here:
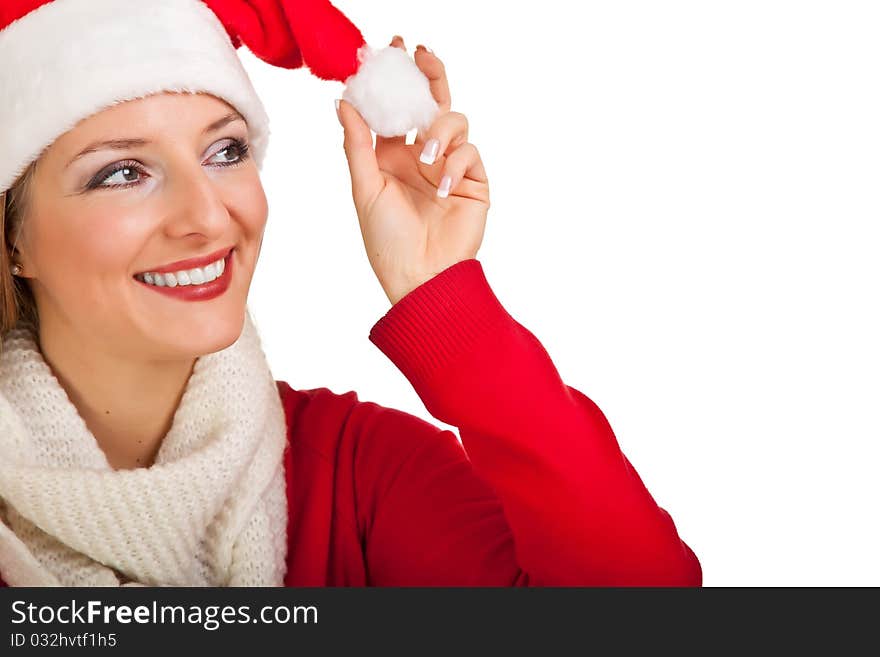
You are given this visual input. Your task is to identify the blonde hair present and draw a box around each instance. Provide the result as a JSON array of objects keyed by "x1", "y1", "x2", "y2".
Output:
[{"x1": 0, "y1": 161, "x2": 40, "y2": 337}]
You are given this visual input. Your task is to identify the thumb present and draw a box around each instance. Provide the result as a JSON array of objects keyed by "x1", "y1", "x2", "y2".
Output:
[{"x1": 336, "y1": 99, "x2": 384, "y2": 208}]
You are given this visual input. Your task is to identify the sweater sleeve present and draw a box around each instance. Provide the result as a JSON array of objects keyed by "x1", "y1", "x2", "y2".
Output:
[{"x1": 365, "y1": 259, "x2": 701, "y2": 586}]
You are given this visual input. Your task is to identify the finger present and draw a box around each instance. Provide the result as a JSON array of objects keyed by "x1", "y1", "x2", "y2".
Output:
[
  {"x1": 416, "y1": 111, "x2": 469, "y2": 165},
  {"x1": 415, "y1": 45, "x2": 451, "y2": 113},
  {"x1": 433, "y1": 142, "x2": 488, "y2": 200},
  {"x1": 337, "y1": 99, "x2": 384, "y2": 209},
  {"x1": 376, "y1": 35, "x2": 409, "y2": 150}
]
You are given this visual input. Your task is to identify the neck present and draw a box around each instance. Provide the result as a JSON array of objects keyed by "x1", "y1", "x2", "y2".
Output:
[{"x1": 37, "y1": 321, "x2": 195, "y2": 471}]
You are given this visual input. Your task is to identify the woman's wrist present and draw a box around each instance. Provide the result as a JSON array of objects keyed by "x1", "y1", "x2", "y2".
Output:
[{"x1": 382, "y1": 270, "x2": 438, "y2": 306}]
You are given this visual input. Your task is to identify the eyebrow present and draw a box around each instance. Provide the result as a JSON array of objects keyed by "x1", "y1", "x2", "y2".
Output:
[{"x1": 65, "y1": 111, "x2": 246, "y2": 169}]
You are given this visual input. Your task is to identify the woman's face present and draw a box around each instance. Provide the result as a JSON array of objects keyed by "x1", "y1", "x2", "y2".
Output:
[{"x1": 17, "y1": 92, "x2": 268, "y2": 360}]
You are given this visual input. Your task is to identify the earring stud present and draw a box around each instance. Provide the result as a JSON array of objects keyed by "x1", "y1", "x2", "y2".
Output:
[{"x1": 10, "y1": 263, "x2": 22, "y2": 276}]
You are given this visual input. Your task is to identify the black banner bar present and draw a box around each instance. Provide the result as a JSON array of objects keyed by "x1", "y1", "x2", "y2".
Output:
[{"x1": 0, "y1": 588, "x2": 874, "y2": 652}]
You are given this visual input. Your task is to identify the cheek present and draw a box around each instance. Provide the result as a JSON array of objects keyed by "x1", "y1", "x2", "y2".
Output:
[
  {"x1": 229, "y1": 174, "x2": 268, "y2": 236},
  {"x1": 33, "y1": 201, "x2": 154, "y2": 284}
]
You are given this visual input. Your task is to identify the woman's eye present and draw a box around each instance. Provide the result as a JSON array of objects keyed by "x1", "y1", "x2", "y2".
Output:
[
  {"x1": 102, "y1": 166, "x2": 142, "y2": 186},
  {"x1": 207, "y1": 140, "x2": 250, "y2": 166},
  {"x1": 87, "y1": 162, "x2": 144, "y2": 190}
]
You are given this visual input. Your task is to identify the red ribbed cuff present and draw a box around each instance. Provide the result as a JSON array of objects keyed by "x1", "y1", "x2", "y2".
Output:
[{"x1": 368, "y1": 259, "x2": 512, "y2": 392}]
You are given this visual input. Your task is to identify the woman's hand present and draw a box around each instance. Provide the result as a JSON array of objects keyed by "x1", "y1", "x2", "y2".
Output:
[{"x1": 336, "y1": 36, "x2": 490, "y2": 306}]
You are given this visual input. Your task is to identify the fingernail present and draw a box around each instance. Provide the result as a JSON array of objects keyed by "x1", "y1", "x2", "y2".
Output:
[
  {"x1": 437, "y1": 175, "x2": 452, "y2": 198},
  {"x1": 334, "y1": 99, "x2": 342, "y2": 125},
  {"x1": 420, "y1": 138, "x2": 440, "y2": 165}
]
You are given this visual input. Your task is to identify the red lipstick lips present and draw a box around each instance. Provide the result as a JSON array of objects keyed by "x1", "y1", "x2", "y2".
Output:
[{"x1": 135, "y1": 248, "x2": 234, "y2": 302}]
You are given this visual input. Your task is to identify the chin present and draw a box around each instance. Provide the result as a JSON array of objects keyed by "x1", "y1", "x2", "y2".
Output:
[
  {"x1": 155, "y1": 305, "x2": 247, "y2": 359},
  {"x1": 197, "y1": 307, "x2": 247, "y2": 356}
]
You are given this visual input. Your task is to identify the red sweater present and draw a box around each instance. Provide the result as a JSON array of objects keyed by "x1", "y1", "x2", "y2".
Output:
[{"x1": 0, "y1": 259, "x2": 701, "y2": 587}]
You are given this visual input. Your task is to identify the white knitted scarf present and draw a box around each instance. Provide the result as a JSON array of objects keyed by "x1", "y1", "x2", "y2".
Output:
[{"x1": 0, "y1": 310, "x2": 288, "y2": 587}]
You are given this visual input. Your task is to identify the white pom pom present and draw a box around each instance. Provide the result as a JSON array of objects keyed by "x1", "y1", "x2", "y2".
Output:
[{"x1": 341, "y1": 45, "x2": 440, "y2": 137}]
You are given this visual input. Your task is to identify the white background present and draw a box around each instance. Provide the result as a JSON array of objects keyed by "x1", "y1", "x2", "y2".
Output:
[{"x1": 243, "y1": 1, "x2": 880, "y2": 586}]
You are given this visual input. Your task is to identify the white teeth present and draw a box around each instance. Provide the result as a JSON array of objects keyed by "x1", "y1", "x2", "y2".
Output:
[{"x1": 137, "y1": 254, "x2": 227, "y2": 288}]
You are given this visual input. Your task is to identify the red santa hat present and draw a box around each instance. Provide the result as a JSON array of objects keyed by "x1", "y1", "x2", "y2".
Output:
[{"x1": 0, "y1": 0, "x2": 440, "y2": 193}]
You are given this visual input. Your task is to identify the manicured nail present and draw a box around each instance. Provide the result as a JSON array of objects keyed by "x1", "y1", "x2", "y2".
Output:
[
  {"x1": 334, "y1": 99, "x2": 342, "y2": 125},
  {"x1": 437, "y1": 175, "x2": 452, "y2": 198},
  {"x1": 420, "y1": 138, "x2": 440, "y2": 165}
]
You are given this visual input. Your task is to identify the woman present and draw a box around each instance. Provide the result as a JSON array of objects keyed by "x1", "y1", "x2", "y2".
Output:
[{"x1": 0, "y1": 0, "x2": 701, "y2": 586}]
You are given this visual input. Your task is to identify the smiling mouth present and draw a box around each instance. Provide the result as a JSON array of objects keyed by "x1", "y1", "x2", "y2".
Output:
[
  {"x1": 133, "y1": 248, "x2": 234, "y2": 302},
  {"x1": 134, "y1": 248, "x2": 232, "y2": 287}
]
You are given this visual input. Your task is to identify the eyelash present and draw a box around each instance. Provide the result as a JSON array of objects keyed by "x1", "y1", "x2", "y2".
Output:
[{"x1": 85, "y1": 138, "x2": 251, "y2": 191}]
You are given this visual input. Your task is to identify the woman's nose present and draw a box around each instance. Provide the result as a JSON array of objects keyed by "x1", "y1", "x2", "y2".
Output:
[{"x1": 163, "y1": 162, "x2": 230, "y2": 239}]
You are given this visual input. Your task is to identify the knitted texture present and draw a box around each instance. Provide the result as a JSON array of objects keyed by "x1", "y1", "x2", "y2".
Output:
[{"x1": 0, "y1": 310, "x2": 288, "y2": 587}]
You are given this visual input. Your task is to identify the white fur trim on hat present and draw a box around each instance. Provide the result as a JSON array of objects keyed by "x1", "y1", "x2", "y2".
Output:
[
  {"x1": 342, "y1": 45, "x2": 440, "y2": 138},
  {"x1": 0, "y1": 0, "x2": 270, "y2": 193}
]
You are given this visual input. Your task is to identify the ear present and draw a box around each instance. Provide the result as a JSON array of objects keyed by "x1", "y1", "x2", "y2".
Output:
[{"x1": 3, "y1": 195, "x2": 31, "y2": 278}]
